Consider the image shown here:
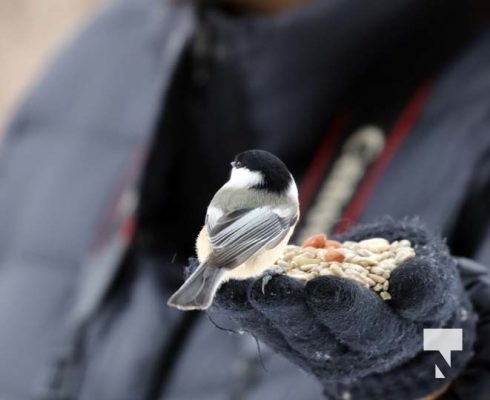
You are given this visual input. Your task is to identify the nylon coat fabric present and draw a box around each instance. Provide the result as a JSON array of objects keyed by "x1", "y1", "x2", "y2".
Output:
[{"x1": 0, "y1": 0, "x2": 194, "y2": 398}]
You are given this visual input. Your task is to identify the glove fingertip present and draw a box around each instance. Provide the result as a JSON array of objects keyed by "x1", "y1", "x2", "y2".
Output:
[
  {"x1": 305, "y1": 276, "x2": 402, "y2": 352},
  {"x1": 389, "y1": 257, "x2": 456, "y2": 322},
  {"x1": 305, "y1": 276, "x2": 374, "y2": 316}
]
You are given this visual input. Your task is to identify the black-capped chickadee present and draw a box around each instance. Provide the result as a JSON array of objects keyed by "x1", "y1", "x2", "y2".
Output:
[{"x1": 167, "y1": 149, "x2": 299, "y2": 310}]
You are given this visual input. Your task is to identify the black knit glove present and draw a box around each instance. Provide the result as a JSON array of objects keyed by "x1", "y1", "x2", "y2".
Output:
[{"x1": 206, "y1": 218, "x2": 477, "y2": 400}]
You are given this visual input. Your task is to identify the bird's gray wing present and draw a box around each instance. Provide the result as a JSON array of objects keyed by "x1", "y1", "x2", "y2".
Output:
[
  {"x1": 205, "y1": 207, "x2": 224, "y2": 233},
  {"x1": 207, "y1": 207, "x2": 297, "y2": 269}
]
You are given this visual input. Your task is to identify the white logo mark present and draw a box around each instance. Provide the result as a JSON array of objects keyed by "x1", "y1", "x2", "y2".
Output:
[{"x1": 423, "y1": 329, "x2": 463, "y2": 378}]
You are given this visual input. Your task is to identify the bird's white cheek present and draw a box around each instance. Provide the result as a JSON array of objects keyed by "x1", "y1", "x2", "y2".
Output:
[
  {"x1": 224, "y1": 167, "x2": 263, "y2": 189},
  {"x1": 287, "y1": 179, "x2": 299, "y2": 200}
]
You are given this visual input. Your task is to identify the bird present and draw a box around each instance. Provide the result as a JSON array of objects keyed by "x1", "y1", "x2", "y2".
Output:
[{"x1": 167, "y1": 149, "x2": 299, "y2": 310}]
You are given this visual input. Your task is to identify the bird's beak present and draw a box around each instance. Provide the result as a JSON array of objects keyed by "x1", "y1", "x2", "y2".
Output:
[{"x1": 231, "y1": 161, "x2": 236, "y2": 168}]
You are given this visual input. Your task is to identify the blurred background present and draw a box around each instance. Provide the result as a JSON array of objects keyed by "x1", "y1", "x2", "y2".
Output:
[{"x1": 0, "y1": 0, "x2": 100, "y2": 134}]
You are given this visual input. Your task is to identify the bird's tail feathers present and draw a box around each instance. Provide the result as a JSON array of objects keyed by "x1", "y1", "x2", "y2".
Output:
[{"x1": 167, "y1": 262, "x2": 225, "y2": 310}]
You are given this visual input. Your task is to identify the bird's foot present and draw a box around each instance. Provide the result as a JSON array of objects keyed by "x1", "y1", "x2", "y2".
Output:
[{"x1": 261, "y1": 267, "x2": 285, "y2": 294}]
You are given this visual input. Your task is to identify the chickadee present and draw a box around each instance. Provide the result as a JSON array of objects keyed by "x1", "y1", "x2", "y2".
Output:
[{"x1": 167, "y1": 149, "x2": 299, "y2": 310}]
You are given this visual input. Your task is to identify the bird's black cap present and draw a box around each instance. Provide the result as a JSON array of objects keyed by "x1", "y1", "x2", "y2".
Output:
[{"x1": 233, "y1": 149, "x2": 292, "y2": 193}]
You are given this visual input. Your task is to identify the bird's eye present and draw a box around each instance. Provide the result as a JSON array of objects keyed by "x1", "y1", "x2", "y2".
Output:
[{"x1": 231, "y1": 161, "x2": 242, "y2": 168}]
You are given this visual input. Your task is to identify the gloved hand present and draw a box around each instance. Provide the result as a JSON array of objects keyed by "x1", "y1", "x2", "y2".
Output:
[{"x1": 204, "y1": 218, "x2": 477, "y2": 400}]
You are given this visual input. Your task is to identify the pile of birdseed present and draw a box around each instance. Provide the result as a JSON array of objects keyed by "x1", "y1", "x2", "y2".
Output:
[{"x1": 275, "y1": 234, "x2": 416, "y2": 300}]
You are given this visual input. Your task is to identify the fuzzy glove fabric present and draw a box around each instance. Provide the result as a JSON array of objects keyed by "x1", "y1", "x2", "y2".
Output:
[{"x1": 202, "y1": 218, "x2": 477, "y2": 400}]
